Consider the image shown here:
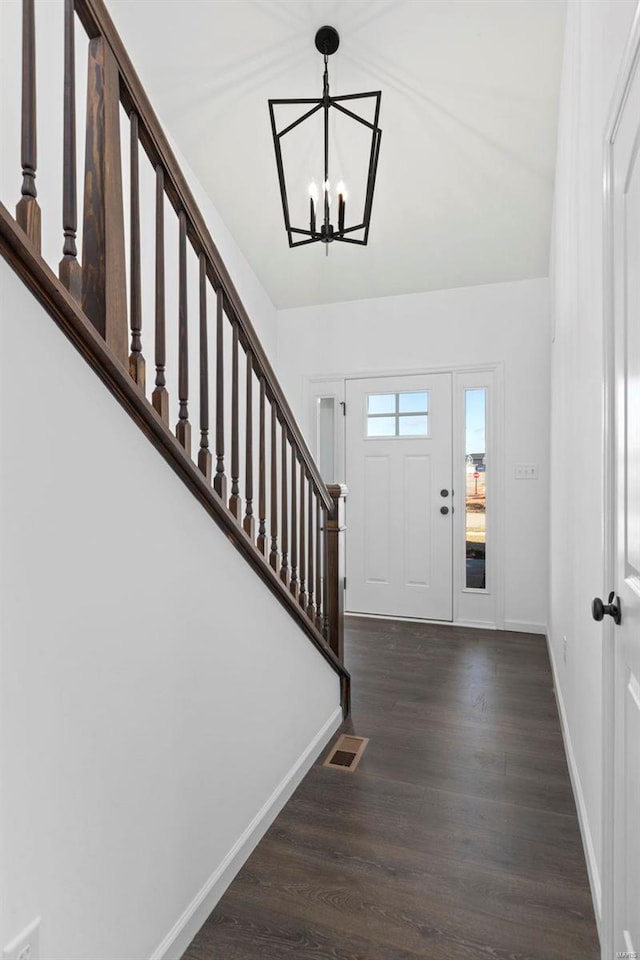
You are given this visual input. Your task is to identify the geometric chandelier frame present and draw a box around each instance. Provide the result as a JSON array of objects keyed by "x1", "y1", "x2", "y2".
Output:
[{"x1": 268, "y1": 25, "x2": 382, "y2": 248}]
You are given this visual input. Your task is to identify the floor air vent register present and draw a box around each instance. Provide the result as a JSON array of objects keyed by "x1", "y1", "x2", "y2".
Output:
[{"x1": 323, "y1": 734, "x2": 369, "y2": 772}]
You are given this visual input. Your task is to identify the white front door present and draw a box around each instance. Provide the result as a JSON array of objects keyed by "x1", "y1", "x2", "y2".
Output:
[
  {"x1": 610, "y1": 28, "x2": 640, "y2": 957},
  {"x1": 345, "y1": 373, "x2": 453, "y2": 620}
]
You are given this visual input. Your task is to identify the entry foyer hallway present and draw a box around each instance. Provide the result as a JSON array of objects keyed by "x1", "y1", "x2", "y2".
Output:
[{"x1": 183, "y1": 619, "x2": 599, "y2": 959}]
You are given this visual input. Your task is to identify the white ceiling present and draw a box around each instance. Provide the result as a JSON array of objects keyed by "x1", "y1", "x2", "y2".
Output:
[{"x1": 108, "y1": 0, "x2": 566, "y2": 310}]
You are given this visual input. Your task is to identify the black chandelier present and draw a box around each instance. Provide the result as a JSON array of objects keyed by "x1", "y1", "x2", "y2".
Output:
[{"x1": 268, "y1": 25, "x2": 382, "y2": 249}]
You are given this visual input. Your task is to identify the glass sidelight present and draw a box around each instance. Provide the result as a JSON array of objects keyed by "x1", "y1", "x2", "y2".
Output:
[
  {"x1": 465, "y1": 388, "x2": 486, "y2": 589},
  {"x1": 317, "y1": 397, "x2": 336, "y2": 482}
]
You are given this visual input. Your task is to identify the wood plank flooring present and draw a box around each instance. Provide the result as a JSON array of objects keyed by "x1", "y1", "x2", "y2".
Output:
[{"x1": 182, "y1": 617, "x2": 600, "y2": 960}]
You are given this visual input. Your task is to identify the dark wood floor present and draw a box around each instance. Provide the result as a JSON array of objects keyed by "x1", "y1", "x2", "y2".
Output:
[{"x1": 182, "y1": 617, "x2": 600, "y2": 960}]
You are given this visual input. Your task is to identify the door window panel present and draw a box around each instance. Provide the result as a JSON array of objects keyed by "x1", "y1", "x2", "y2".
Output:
[
  {"x1": 367, "y1": 392, "x2": 429, "y2": 437},
  {"x1": 465, "y1": 388, "x2": 486, "y2": 589}
]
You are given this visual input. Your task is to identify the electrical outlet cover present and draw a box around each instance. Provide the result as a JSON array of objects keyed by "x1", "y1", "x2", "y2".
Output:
[{"x1": 3, "y1": 918, "x2": 40, "y2": 960}]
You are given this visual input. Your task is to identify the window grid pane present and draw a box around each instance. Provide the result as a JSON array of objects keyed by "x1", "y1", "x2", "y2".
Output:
[
  {"x1": 398, "y1": 391, "x2": 428, "y2": 414},
  {"x1": 367, "y1": 393, "x2": 396, "y2": 415}
]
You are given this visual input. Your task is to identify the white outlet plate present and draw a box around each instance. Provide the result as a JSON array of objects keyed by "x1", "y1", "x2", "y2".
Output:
[
  {"x1": 514, "y1": 463, "x2": 538, "y2": 479},
  {"x1": 3, "y1": 918, "x2": 40, "y2": 960}
]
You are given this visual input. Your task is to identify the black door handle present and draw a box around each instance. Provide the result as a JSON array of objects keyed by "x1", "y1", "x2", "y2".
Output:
[
  {"x1": 440, "y1": 489, "x2": 449, "y2": 497},
  {"x1": 592, "y1": 592, "x2": 622, "y2": 625},
  {"x1": 440, "y1": 506, "x2": 449, "y2": 515}
]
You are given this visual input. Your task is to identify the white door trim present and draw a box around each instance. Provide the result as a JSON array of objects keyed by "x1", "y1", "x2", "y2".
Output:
[
  {"x1": 601, "y1": 7, "x2": 640, "y2": 957},
  {"x1": 305, "y1": 361, "x2": 504, "y2": 629}
]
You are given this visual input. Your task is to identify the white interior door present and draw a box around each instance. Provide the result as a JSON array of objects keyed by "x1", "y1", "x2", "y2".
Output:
[
  {"x1": 345, "y1": 373, "x2": 453, "y2": 620},
  {"x1": 610, "y1": 32, "x2": 640, "y2": 957}
]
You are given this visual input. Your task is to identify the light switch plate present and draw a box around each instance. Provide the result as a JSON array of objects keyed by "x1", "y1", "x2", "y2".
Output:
[
  {"x1": 515, "y1": 463, "x2": 538, "y2": 479},
  {"x1": 3, "y1": 918, "x2": 40, "y2": 960}
]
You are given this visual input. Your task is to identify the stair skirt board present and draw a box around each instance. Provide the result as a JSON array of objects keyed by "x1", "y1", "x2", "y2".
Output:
[{"x1": 150, "y1": 705, "x2": 343, "y2": 960}]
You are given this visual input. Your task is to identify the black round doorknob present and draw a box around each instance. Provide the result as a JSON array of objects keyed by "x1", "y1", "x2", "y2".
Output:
[
  {"x1": 592, "y1": 592, "x2": 622, "y2": 625},
  {"x1": 440, "y1": 506, "x2": 449, "y2": 515},
  {"x1": 440, "y1": 489, "x2": 449, "y2": 497}
]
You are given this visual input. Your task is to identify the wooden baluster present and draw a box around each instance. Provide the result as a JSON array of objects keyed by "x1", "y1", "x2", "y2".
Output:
[
  {"x1": 243, "y1": 351, "x2": 255, "y2": 538},
  {"x1": 128, "y1": 112, "x2": 145, "y2": 389},
  {"x1": 175, "y1": 211, "x2": 191, "y2": 454},
  {"x1": 298, "y1": 456, "x2": 307, "y2": 609},
  {"x1": 257, "y1": 378, "x2": 267, "y2": 556},
  {"x1": 290, "y1": 446, "x2": 298, "y2": 599},
  {"x1": 198, "y1": 253, "x2": 212, "y2": 481},
  {"x1": 280, "y1": 426, "x2": 289, "y2": 585},
  {"x1": 269, "y1": 398, "x2": 278, "y2": 571},
  {"x1": 307, "y1": 475, "x2": 315, "y2": 621},
  {"x1": 229, "y1": 320, "x2": 241, "y2": 519},
  {"x1": 59, "y1": 0, "x2": 80, "y2": 297},
  {"x1": 152, "y1": 167, "x2": 168, "y2": 424},
  {"x1": 16, "y1": 0, "x2": 41, "y2": 250},
  {"x1": 82, "y1": 37, "x2": 127, "y2": 366},
  {"x1": 322, "y1": 505, "x2": 329, "y2": 637},
  {"x1": 315, "y1": 494, "x2": 323, "y2": 631},
  {"x1": 269, "y1": 404, "x2": 279, "y2": 570},
  {"x1": 214, "y1": 287, "x2": 227, "y2": 501}
]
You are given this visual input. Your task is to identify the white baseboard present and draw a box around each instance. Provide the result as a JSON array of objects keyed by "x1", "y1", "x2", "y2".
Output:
[
  {"x1": 454, "y1": 618, "x2": 498, "y2": 631},
  {"x1": 545, "y1": 629, "x2": 602, "y2": 935},
  {"x1": 503, "y1": 619, "x2": 547, "y2": 635},
  {"x1": 151, "y1": 705, "x2": 343, "y2": 960},
  {"x1": 346, "y1": 611, "x2": 546, "y2": 635}
]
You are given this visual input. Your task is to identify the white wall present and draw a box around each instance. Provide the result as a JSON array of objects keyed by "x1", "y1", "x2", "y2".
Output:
[
  {"x1": 277, "y1": 277, "x2": 550, "y2": 632},
  {"x1": 548, "y1": 0, "x2": 638, "y2": 930},
  {"x1": 0, "y1": 260, "x2": 341, "y2": 960}
]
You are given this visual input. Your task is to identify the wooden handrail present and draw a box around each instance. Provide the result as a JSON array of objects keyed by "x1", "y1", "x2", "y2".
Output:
[
  {"x1": 0, "y1": 203, "x2": 350, "y2": 712},
  {"x1": 73, "y1": 0, "x2": 332, "y2": 512}
]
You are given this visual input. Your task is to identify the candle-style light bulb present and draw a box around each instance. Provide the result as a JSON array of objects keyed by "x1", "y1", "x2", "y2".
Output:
[
  {"x1": 337, "y1": 180, "x2": 346, "y2": 235},
  {"x1": 309, "y1": 181, "x2": 318, "y2": 234}
]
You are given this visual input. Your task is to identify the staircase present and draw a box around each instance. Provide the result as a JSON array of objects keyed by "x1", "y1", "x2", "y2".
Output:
[{"x1": 0, "y1": 0, "x2": 350, "y2": 715}]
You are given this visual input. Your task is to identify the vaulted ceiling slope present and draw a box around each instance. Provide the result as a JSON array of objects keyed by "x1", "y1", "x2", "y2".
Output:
[{"x1": 107, "y1": 0, "x2": 566, "y2": 309}]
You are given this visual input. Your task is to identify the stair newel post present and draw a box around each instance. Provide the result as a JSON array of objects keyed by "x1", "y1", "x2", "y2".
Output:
[
  {"x1": 243, "y1": 350, "x2": 255, "y2": 538},
  {"x1": 315, "y1": 493, "x2": 323, "y2": 632},
  {"x1": 289, "y1": 445, "x2": 298, "y2": 600},
  {"x1": 229, "y1": 320, "x2": 241, "y2": 519},
  {"x1": 152, "y1": 166, "x2": 169, "y2": 423},
  {"x1": 175, "y1": 210, "x2": 191, "y2": 454},
  {"x1": 298, "y1": 459, "x2": 307, "y2": 610},
  {"x1": 325, "y1": 484, "x2": 347, "y2": 663},
  {"x1": 269, "y1": 402, "x2": 279, "y2": 570},
  {"x1": 128, "y1": 112, "x2": 145, "y2": 389},
  {"x1": 307, "y1": 475, "x2": 315, "y2": 622},
  {"x1": 197, "y1": 253, "x2": 212, "y2": 481},
  {"x1": 16, "y1": 0, "x2": 41, "y2": 250},
  {"x1": 82, "y1": 36, "x2": 128, "y2": 365},
  {"x1": 280, "y1": 426, "x2": 289, "y2": 585},
  {"x1": 213, "y1": 287, "x2": 227, "y2": 501},
  {"x1": 59, "y1": 0, "x2": 80, "y2": 298}
]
